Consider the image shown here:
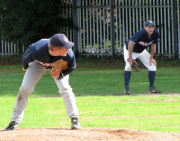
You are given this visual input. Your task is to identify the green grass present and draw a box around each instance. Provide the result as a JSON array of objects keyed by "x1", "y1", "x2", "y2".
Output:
[
  {"x1": 1, "y1": 96, "x2": 180, "y2": 133},
  {"x1": 0, "y1": 63, "x2": 180, "y2": 133},
  {"x1": 0, "y1": 65, "x2": 180, "y2": 97}
]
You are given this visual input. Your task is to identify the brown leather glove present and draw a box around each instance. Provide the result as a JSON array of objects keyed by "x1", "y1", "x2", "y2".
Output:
[
  {"x1": 132, "y1": 60, "x2": 140, "y2": 72},
  {"x1": 51, "y1": 59, "x2": 68, "y2": 79}
]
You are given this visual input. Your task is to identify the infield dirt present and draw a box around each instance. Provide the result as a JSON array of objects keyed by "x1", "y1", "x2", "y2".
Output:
[{"x1": 0, "y1": 127, "x2": 180, "y2": 141}]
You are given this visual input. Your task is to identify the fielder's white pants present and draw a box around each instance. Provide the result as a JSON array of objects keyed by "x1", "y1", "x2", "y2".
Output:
[
  {"x1": 11, "y1": 61, "x2": 79, "y2": 123},
  {"x1": 123, "y1": 44, "x2": 156, "y2": 71}
]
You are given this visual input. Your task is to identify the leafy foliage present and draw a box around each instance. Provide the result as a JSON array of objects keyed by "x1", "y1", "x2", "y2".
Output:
[{"x1": 0, "y1": 0, "x2": 77, "y2": 52}]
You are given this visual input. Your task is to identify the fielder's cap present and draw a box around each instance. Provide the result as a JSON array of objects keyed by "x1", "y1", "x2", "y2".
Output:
[
  {"x1": 50, "y1": 34, "x2": 74, "y2": 49},
  {"x1": 144, "y1": 20, "x2": 155, "y2": 27}
]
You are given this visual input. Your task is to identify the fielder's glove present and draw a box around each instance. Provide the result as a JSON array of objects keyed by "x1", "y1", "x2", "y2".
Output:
[
  {"x1": 128, "y1": 58, "x2": 140, "y2": 72},
  {"x1": 51, "y1": 59, "x2": 68, "y2": 79},
  {"x1": 132, "y1": 60, "x2": 140, "y2": 72}
]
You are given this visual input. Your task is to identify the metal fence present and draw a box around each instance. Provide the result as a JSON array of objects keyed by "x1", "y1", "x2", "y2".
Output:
[
  {"x1": 114, "y1": 0, "x2": 180, "y2": 57},
  {"x1": 61, "y1": 0, "x2": 180, "y2": 58},
  {"x1": 0, "y1": 40, "x2": 24, "y2": 57},
  {"x1": 1, "y1": 0, "x2": 180, "y2": 58}
]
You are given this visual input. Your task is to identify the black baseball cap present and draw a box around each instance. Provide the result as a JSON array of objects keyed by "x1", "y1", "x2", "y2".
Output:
[
  {"x1": 50, "y1": 34, "x2": 74, "y2": 49},
  {"x1": 144, "y1": 20, "x2": 155, "y2": 27}
]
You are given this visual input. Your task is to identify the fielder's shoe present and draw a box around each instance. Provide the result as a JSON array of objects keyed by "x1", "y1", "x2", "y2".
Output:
[
  {"x1": 5, "y1": 121, "x2": 19, "y2": 131},
  {"x1": 148, "y1": 86, "x2": 162, "y2": 93},
  {"x1": 71, "y1": 117, "x2": 81, "y2": 130},
  {"x1": 124, "y1": 87, "x2": 130, "y2": 95}
]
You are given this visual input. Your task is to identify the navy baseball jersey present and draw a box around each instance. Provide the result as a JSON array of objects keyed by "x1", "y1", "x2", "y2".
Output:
[
  {"x1": 126, "y1": 28, "x2": 160, "y2": 53},
  {"x1": 23, "y1": 39, "x2": 76, "y2": 78}
]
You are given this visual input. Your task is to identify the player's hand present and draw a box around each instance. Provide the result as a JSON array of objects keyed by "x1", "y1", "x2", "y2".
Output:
[
  {"x1": 128, "y1": 58, "x2": 133, "y2": 66},
  {"x1": 22, "y1": 67, "x2": 27, "y2": 71},
  {"x1": 150, "y1": 58, "x2": 157, "y2": 66}
]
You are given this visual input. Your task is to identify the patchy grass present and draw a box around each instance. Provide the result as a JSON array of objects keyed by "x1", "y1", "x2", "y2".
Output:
[{"x1": 1, "y1": 95, "x2": 180, "y2": 133}]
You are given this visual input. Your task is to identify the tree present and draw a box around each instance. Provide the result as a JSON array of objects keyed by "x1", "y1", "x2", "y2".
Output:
[{"x1": 0, "y1": 0, "x2": 77, "y2": 51}]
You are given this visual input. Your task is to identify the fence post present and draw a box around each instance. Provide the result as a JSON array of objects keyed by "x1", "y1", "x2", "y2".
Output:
[
  {"x1": 73, "y1": 0, "x2": 79, "y2": 56},
  {"x1": 172, "y1": 0, "x2": 178, "y2": 57},
  {"x1": 110, "y1": 0, "x2": 115, "y2": 57}
]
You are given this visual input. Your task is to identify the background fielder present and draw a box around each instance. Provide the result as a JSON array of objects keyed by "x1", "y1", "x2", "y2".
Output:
[
  {"x1": 123, "y1": 20, "x2": 162, "y2": 94},
  {"x1": 5, "y1": 34, "x2": 81, "y2": 130}
]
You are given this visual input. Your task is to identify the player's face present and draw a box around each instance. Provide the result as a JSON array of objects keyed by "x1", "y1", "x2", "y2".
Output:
[
  {"x1": 144, "y1": 25, "x2": 155, "y2": 36},
  {"x1": 50, "y1": 47, "x2": 69, "y2": 56}
]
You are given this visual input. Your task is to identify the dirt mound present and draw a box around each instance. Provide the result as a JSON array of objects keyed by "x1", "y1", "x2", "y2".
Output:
[{"x1": 0, "y1": 127, "x2": 180, "y2": 141}]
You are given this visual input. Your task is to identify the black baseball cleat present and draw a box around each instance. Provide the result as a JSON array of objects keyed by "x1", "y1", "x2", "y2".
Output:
[
  {"x1": 5, "y1": 121, "x2": 19, "y2": 131},
  {"x1": 148, "y1": 86, "x2": 162, "y2": 93},
  {"x1": 71, "y1": 117, "x2": 81, "y2": 130},
  {"x1": 124, "y1": 87, "x2": 130, "y2": 95}
]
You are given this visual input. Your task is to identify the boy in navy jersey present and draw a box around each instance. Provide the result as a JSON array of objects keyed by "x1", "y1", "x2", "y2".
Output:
[
  {"x1": 5, "y1": 34, "x2": 81, "y2": 130},
  {"x1": 123, "y1": 20, "x2": 162, "y2": 94}
]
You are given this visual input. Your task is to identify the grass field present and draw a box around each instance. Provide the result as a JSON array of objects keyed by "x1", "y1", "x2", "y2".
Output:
[
  {"x1": 0, "y1": 58, "x2": 180, "y2": 133},
  {"x1": 1, "y1": 95, "x2": 180, "y2": 133},
  {"x1": 0, "y1": 65, "x2": 179, "y2": 96}
]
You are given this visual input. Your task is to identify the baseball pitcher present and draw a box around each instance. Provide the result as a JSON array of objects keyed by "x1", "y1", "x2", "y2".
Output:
[{"x1": 5, "y1": 34, "x2": 81, "y2": 130}]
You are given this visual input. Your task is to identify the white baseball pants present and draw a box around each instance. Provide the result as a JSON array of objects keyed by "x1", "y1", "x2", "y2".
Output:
[
  {"x1": 11, "y1": 61, "x2": 79, "y2": 123},
  {"x1": 123, "y1": 44, "x2": 156, "y2": 71}
]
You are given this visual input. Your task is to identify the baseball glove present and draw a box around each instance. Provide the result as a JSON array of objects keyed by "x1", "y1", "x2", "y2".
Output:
[
  {"x1": 51, "y1": 59, "x2": 68, "y2": 79},
  {"x1": 132, "y1": 60, "x2": 140, "y2": 72}
]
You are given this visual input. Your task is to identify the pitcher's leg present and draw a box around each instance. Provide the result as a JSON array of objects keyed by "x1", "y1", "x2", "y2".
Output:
[
  {"x1": 54, "y1": 75, "x2": 80, "y2": 129},
  {"x1": 11, "y1": 61, "x2": 46, "y2": 123},
  {"x1": 54, "y1": 75, "x2": 79, "y2": 118}
]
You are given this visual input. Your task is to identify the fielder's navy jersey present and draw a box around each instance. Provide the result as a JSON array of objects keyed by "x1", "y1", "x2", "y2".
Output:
[
  {"x1": 23, "y1": 39, "x2": 76, "y2": 79},
  {"x1": 126, "y1": 28, "x2": 160, "y2": 53}
]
